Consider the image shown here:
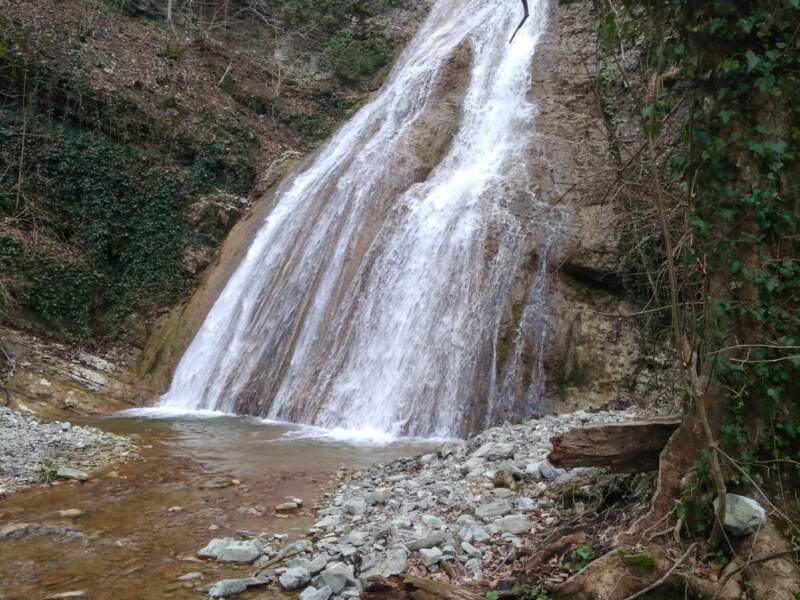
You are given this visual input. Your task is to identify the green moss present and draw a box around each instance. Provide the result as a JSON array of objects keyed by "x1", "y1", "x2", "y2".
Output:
[{"x1": 624, "y1": 553, "x2": 658, "y2": 571}]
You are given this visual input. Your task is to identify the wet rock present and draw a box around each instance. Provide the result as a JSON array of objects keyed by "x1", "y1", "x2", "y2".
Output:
[
  {"x1": 178, "y1": 572, "x2": 204, "y2": 581},
  {"x1": 715, "y1": 494, "x2": 766, "y2": 536},
  {"x1": 44, "y1": 592, "x2": 87, "y2": 599},
  {"x1": 472, "y1": 442, "x2": 515, "y2": 460},
  {"x1": 419, "y1": 547, "x2": 443, "y2": 566},
  {"x1": 276, "y1": 501, "x2": 299, "y2": 511},
  {"x1": 58, "y1": 509, "x2": 84, "y2": 518},
  {"x1": 300, "y1": 585, "x2": 334, "y2": 600},
  {"x1": 320, "y1": 562, "x2": 357, "y2": 593},
  {"x1": 204, "y1": 476, "x2": 233, "y2": 489},
  {"x1": 208, "y1": 579, "x2": 248, "y2": 598},
  {"x1": 525, "y1": 463, "x2": 543, "y2": 480},
  {"x1": 280, "y1": 567, "x2": 311, "y2": 590},
  {"x1": 475, "y1": 499, "x2": 512, "y2": 521},
  {"x1": 495, "y1": 515, "x2": 531, "y2": 535},
  {"x1": 55, "y1": 467, "x2": 89, "y2": 482},
  {"x1": 198, "y1": 538, "x2": 261, "y2": 563}
]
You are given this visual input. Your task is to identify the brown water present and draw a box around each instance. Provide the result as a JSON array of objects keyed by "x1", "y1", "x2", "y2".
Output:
[{"x1": 0, "y1": 413, "x2": 430, "y2": 600}]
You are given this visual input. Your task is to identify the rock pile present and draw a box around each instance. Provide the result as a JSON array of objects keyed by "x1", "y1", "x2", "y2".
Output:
[
  {"x1": 199, "y1": 409, "x2": 634, "y2": 598},
  {"x1": 0, "y1": 407, "x2": 136, "y2": 492}
]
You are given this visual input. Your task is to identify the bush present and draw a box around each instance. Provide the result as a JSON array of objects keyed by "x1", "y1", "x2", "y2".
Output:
[{"x1": 322, "y1": 28, "x2": 391, "y2": 82}]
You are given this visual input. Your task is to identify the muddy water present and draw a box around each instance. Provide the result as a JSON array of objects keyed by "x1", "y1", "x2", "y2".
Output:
[{"x1": 0, "y1": 413, "x2": 430, "y2": 600}]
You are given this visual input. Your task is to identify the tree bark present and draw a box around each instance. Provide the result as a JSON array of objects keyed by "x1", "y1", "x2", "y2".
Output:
[{"x1": 548, "y1": 418, "x2": 681, "y2": 472}]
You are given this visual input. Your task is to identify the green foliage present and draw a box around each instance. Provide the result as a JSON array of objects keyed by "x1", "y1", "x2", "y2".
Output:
[
  {"x1": 279, "y1": 0, "x2": 395, "y2": 33},
  {"x1": 602, "y1": 0, "x2": 800, "y2": 473},
  {"x1": 564, "y1": 544, "x2": 596, "y2": 572},
  {"x1": 322, "y1": 28, "x2": 392, "y2": 81},
  {"x1": 288, "y1": 89, "x2": 355, "y2": 138}
]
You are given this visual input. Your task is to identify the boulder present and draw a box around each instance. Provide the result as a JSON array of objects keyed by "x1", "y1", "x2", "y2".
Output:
[
  {"x1": 715, "y1": 494, "x2": 766, "y2": 536},
  {"x1": 198, "y1": 538, "x2": 261, "y2": 563}
]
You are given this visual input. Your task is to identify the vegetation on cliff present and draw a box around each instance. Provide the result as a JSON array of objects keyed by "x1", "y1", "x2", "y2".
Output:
[{"x1": 0, "y1": 0, "x2": 418, "y2": 343}]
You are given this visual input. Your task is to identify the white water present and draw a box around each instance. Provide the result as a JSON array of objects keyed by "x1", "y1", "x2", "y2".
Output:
[{"x1": 161, "y1": 0, "x2": 555, "y2": 438}]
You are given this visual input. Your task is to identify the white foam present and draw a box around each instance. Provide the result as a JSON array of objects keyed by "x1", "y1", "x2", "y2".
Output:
[{"x1": 117, "y1": 406, "x2": 235, "y2": 419}]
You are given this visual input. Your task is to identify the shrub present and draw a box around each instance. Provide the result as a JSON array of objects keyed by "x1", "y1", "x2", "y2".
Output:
[{"x1": 322, "y1": 28, "x2": 391, "y2": 82}]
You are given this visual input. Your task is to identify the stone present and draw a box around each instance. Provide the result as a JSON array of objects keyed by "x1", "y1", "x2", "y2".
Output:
[
  {"x1": 460, "y1": 457, "x2": 484, "y2": 474},
  {"x1": 208, "y1": 579, "x2": 248, "y2": 598},
  {"x1": 314, "y1": 515, "x2": 340, "y2": 529},
  {"x1": 320, "y1": 562, "x2": 357, "y2": 594},
  {"x1": 515, "y1": 497, "x2": 536, "y2": 512},
  {"x1": 308, "y1": 552, "x2": 332, "y2": 574},
  {"x1": 475, "y1": 499, "x2": 512, "y2": 521},
  {"x1": 392, "y1": 518, "x2": 412, "y2": 530},
  {"x1": 366, "y1": 489, "x2": 390, "y2": 505},
  {"x1": 44, "y1": 593, "x2": 87, "y2": 599},
  {"x1": 460, "y1": 541, "x2": 482, "y2": 558},
  {"x1": 344, "y1": 531, "x2": 367, "y2": 546},
  {"x1": 525, "y1": 462, "x2": 544, "y2": 480},
  {"x1": 537, "y1": 460, "x2": 562, "y2": 480},
  {"x1": 279, "y1": 567, "x2": 311, "y2": 590},
  {"x1": 420, "y1": 453, "x2": 438, "y2": 464},
  {"x1": 419, "y1": 547, "x2": 443, "y2": 566},
  {"x1": 421, "y1": 514, "x2": 443, "y2": 529},
  {"x1": 198, "y1": 538, "x2": 261, "y2": 563},
  {"x1": 405, "y1": 532, "x2": 447, "y2": 551},
  {"x1": 58, "y1": 509, "x2": 84, "y2": 518},
  {"x1": 715, "y1": 494, "x2": 766, "y2": 536},
  {"x1": 344, "y1": 498, "x2": 367, "y2": 515},
  {"x1": 276, "y1": 501, "x2": 299, "y2": 511},
  {"x1": 495, "y1": 515, "x2": 531, "y2": 535},
  {"x1": 300, "y1": 586, "x2": 333, "y2": 600},
  {"x1": 364, "y1": 546, "x2": 408, "y2": 578},
  {"x1": 55, "y1": 467, "x2": 88, "y2": 482},
  {"x1": 178, "y1": 572, "x2": 204, "y2": 581},
  {"x1": 494, "y1": 469, "x2": 515, "y2": 488},
  {"x1": 203, "y1": 476, "x2": 233, "y2": 489},
  {"x1": 472, "y1": 442, "x2": 515, "y2": 460}
]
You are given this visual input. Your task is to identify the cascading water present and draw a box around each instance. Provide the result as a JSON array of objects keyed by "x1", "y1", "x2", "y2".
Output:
[{"x1": 160, "y1": 0, "x2": 559, "y2": 438}]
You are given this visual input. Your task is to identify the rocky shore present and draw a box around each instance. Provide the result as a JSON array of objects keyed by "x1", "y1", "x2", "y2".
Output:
[
  {"x1": 0, "y1": 407, "x2": 136, "y2": 493},
  {"x1": 193, "y1": 409, "x2": 637, "y2": 599}
]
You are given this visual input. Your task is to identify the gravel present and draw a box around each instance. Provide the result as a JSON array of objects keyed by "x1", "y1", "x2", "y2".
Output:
[{"x1": 0, "y1": 407, "x2": 136, "y2": 492}]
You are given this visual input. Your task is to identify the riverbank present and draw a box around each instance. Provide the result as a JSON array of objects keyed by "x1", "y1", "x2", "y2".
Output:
[
  {"x1": 0, "y1": 412, "x2": 431, "y2": 599},
  {"x1": 0, "y1": 407, "x2": 136, "y2": 494},
  {"x1": 198, "y1": 409, "x2": 652, "y2": 599}
]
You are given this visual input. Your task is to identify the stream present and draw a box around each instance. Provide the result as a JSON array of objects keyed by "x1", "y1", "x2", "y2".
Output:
[{"x1": 0, "y1": 412, "x2": 431, "y2": 600}]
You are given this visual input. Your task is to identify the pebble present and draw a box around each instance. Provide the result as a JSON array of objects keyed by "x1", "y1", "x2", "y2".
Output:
[
  {"x1": 58, "y1": 509, "x2": 84, "y2": 518},
  {"x1": 0, "y1": 407, "x2": 135, "y2": 494},
  {"x1": 198, "y1": 409, "x2": 635, "y2": 592}
]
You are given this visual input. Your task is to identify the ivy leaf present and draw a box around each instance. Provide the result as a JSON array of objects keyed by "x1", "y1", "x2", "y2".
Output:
[
  {"x1": 745, "y1": 50, "x2": 760, "y2": 73},
  {"x1": 767, "y1": 387, "x2": 781, "y2": 402},
  {"x1": 788, "y1": 0, "x2": 800, "y2": 8}
]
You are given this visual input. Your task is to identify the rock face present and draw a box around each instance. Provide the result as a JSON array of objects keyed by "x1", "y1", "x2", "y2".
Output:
[{"x1": 715, "y1": 494, "x2": 766, "y2": 536}]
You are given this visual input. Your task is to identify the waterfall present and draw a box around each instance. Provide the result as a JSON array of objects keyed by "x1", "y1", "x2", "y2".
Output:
[{"x1": 161, "y1": 0, "x2": 557, "y2": 438}]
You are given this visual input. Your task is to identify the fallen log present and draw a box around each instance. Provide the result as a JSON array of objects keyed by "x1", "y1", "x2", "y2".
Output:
[
  {"x1": 548, "y1": 417, "x2": 681, "y2": 472},
  {"x1": 364, "y1": 575, "x2": 484, "y2": 600}
]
